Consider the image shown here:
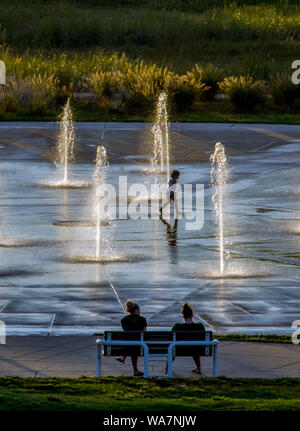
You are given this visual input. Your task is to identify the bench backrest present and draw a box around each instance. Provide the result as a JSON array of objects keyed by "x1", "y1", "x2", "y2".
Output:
[
  {"x1": 144, "y1": 331, "x2": 174, "y2": 355},
  {"x1": 174, "y1": 331, "x2": 213, "y2": 356},
  {"x1": 103, "y1": 331, "x2": 213, "y2": 357},
  {"x1": 103, "y1": 331, "x2": 142, "y2": 356}
]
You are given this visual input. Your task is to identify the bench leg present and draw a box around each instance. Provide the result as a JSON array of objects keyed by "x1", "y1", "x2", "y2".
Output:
[
  {"x1": 167, "y1": 351, "x2": 173, "y2": 377},
  {"x1": 96, "y1": 343, "x2": 102, "y2": 377},
  {"x1": 144, "y1": 350, "x2": 149, "y2": 378},
  {"x1": 213, "y1": 344, "x2": 218, "y2": 378}
]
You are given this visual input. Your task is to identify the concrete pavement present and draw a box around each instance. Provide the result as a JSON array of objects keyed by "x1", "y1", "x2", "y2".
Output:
[
  {"x1": 0, "y1": 122, "x2": 300, "y2": 335},
  {"x1": 0, "y1": 336, "x2": 299, "y2": 378}
]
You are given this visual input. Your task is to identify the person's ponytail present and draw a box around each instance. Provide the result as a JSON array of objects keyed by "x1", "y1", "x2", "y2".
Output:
[
  {"x1": 181, "y1": 302, "x2": 193, "y2": 319},
  {"x1": 125, "y1": 299, "x2": 139, "y2": 314}
]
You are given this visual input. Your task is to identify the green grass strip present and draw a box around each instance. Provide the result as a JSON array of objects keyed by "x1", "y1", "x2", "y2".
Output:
[{"x1": 0, "y1": 377, "x2": 300, "y2": 411}]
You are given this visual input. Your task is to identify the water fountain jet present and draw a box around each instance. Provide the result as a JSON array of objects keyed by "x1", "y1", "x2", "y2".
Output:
[
  {"x1": 94, "y1": 146, "x2": 109, "y2": 261},
  {"x1": 151, "y1": 92, "x2": 170, "y2": 183},
  {"x1": 41, "y1": 99, "x2": 89, "y2": 189},
  {"x1": 68, "y1": 146, "x2": 131, "y2": 264},
  {"x1": 55, "y1": 98, "x2": 75, "y2": 185},
  {"x1": 210, "y1": 142, "x2": 229, "y2": 276}
]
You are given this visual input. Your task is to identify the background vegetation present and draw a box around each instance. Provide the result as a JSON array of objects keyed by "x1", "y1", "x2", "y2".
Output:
[{"x1": 0, "y1": 0, "x2": 299, "y2": 121}]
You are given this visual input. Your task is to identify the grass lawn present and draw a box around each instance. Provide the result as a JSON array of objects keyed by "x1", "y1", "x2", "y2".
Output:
[
  {"x1": 0, "y1": 376, "x2": 300, "y2": 411},
  {"x1": 0, "y1": 0, "x2": 299, "y2": 78},
  {"x1": 215, "y1": 334, "x2": 293, "y2": 343}
]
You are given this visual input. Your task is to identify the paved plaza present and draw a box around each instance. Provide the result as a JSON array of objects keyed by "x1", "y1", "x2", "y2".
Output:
[
  {"x1": 0, "y1": 336, "x2": 299, "y2": 378},
  {"x1": 0, "y1": 123, "x2": 299, "y2": 336}
]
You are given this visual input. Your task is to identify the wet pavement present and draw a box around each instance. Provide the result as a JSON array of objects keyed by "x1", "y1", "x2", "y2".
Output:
[{"x1": 0, "y1": 122, "x2": 299, "y2": 335}]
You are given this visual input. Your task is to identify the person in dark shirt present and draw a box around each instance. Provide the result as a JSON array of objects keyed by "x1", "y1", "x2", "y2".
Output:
[
  {"x1": 169, "y1": 302, "x2": 205, "y2": 375},
  {"x1": 116, "y1": 300, "x2": 147, "y2": 376}
]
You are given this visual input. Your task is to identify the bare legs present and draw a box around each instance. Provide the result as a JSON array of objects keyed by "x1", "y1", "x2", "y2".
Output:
[
  {"x1": 192, "y1": 356, "x2": 202, "y2": 374},
  {"x1": 131, "y1": 356, "x2": 143, "y2": 376},
  {"x1": 165, "y1": 356, "x2": 202, "y2": 375},
  {"x1": 116, "y1": 355, "x2": 143, "y2": 376},
  {"x1": 160, "y1": 195, "x2": 179, "y2": 217}
]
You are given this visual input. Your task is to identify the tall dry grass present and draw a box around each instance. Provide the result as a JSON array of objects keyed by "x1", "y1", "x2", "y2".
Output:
[{"x1": 0, "y1": 1, "x2": 298, "y2": 114}]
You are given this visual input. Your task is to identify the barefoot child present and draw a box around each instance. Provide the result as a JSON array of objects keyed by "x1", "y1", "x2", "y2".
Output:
[{"x1": 159, "y1": 169, "x2": 180, "y2": 216}]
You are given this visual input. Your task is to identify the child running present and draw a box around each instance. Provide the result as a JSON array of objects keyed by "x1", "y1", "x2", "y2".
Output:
[{"x1": 159, "y1": 169, "x2": 180, "y2": 217}]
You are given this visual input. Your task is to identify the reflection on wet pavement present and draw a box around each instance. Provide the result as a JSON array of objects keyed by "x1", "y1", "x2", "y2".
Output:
[{"x1": 0, "y1": 122, "x2": 299, "y2": 335}]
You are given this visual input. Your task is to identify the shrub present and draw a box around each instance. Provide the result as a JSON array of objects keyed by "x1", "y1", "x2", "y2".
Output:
[
  {"x1": 269, "y1": 73, "x2": 300, "y2": 111},
  {"x1": 87, "y1": 70, "x2": 126, "y2": 109},
  {"x1": 87, "y1": 58, "x2": 175, "y2": 111},
  {"x1": 186, "y1": 64, "x2": 224, "y2": 101},
  {"x1": 171, "y1": 85, "x2": 196, "y2": 112},
  {"x1": 0, "y1": 73, "x2": 58, "y2": 114},
  {"x1": 219, "y1": 75, "x2": 266, "y2": 113},
  {"x1": 168, "y1": 76, "x2": 197, "y2": 112},
  {"x1": 124, "y1": 61, "x2": 175, "y2": 106}
]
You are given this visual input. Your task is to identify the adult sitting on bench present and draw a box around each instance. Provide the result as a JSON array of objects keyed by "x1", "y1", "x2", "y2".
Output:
[
  {"x1": 166, "y1": 302, "x2": 204, "y2": 375},
  {"x1": 116, "y1": 299, "x2": 147, "y2": 377}
]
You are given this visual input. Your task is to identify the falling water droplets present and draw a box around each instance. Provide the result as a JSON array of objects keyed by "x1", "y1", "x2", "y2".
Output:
[
  {"x1": 94, "y1": 146, "x2": 109, "y2": 261},
  {"x1": 151, "y1": 92, "x2": 170, "y2": 184},
  {"x1": 210, "y1": 142, "x2": 229, "y2": 276},
  {"x1": 55, "y1": 98, "x2": 76, "y2": 185}
]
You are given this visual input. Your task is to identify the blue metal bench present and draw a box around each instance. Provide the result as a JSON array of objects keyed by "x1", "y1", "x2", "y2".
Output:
[{"x1": 96, "y1": 330, "x2": 219, "y2": 378}]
